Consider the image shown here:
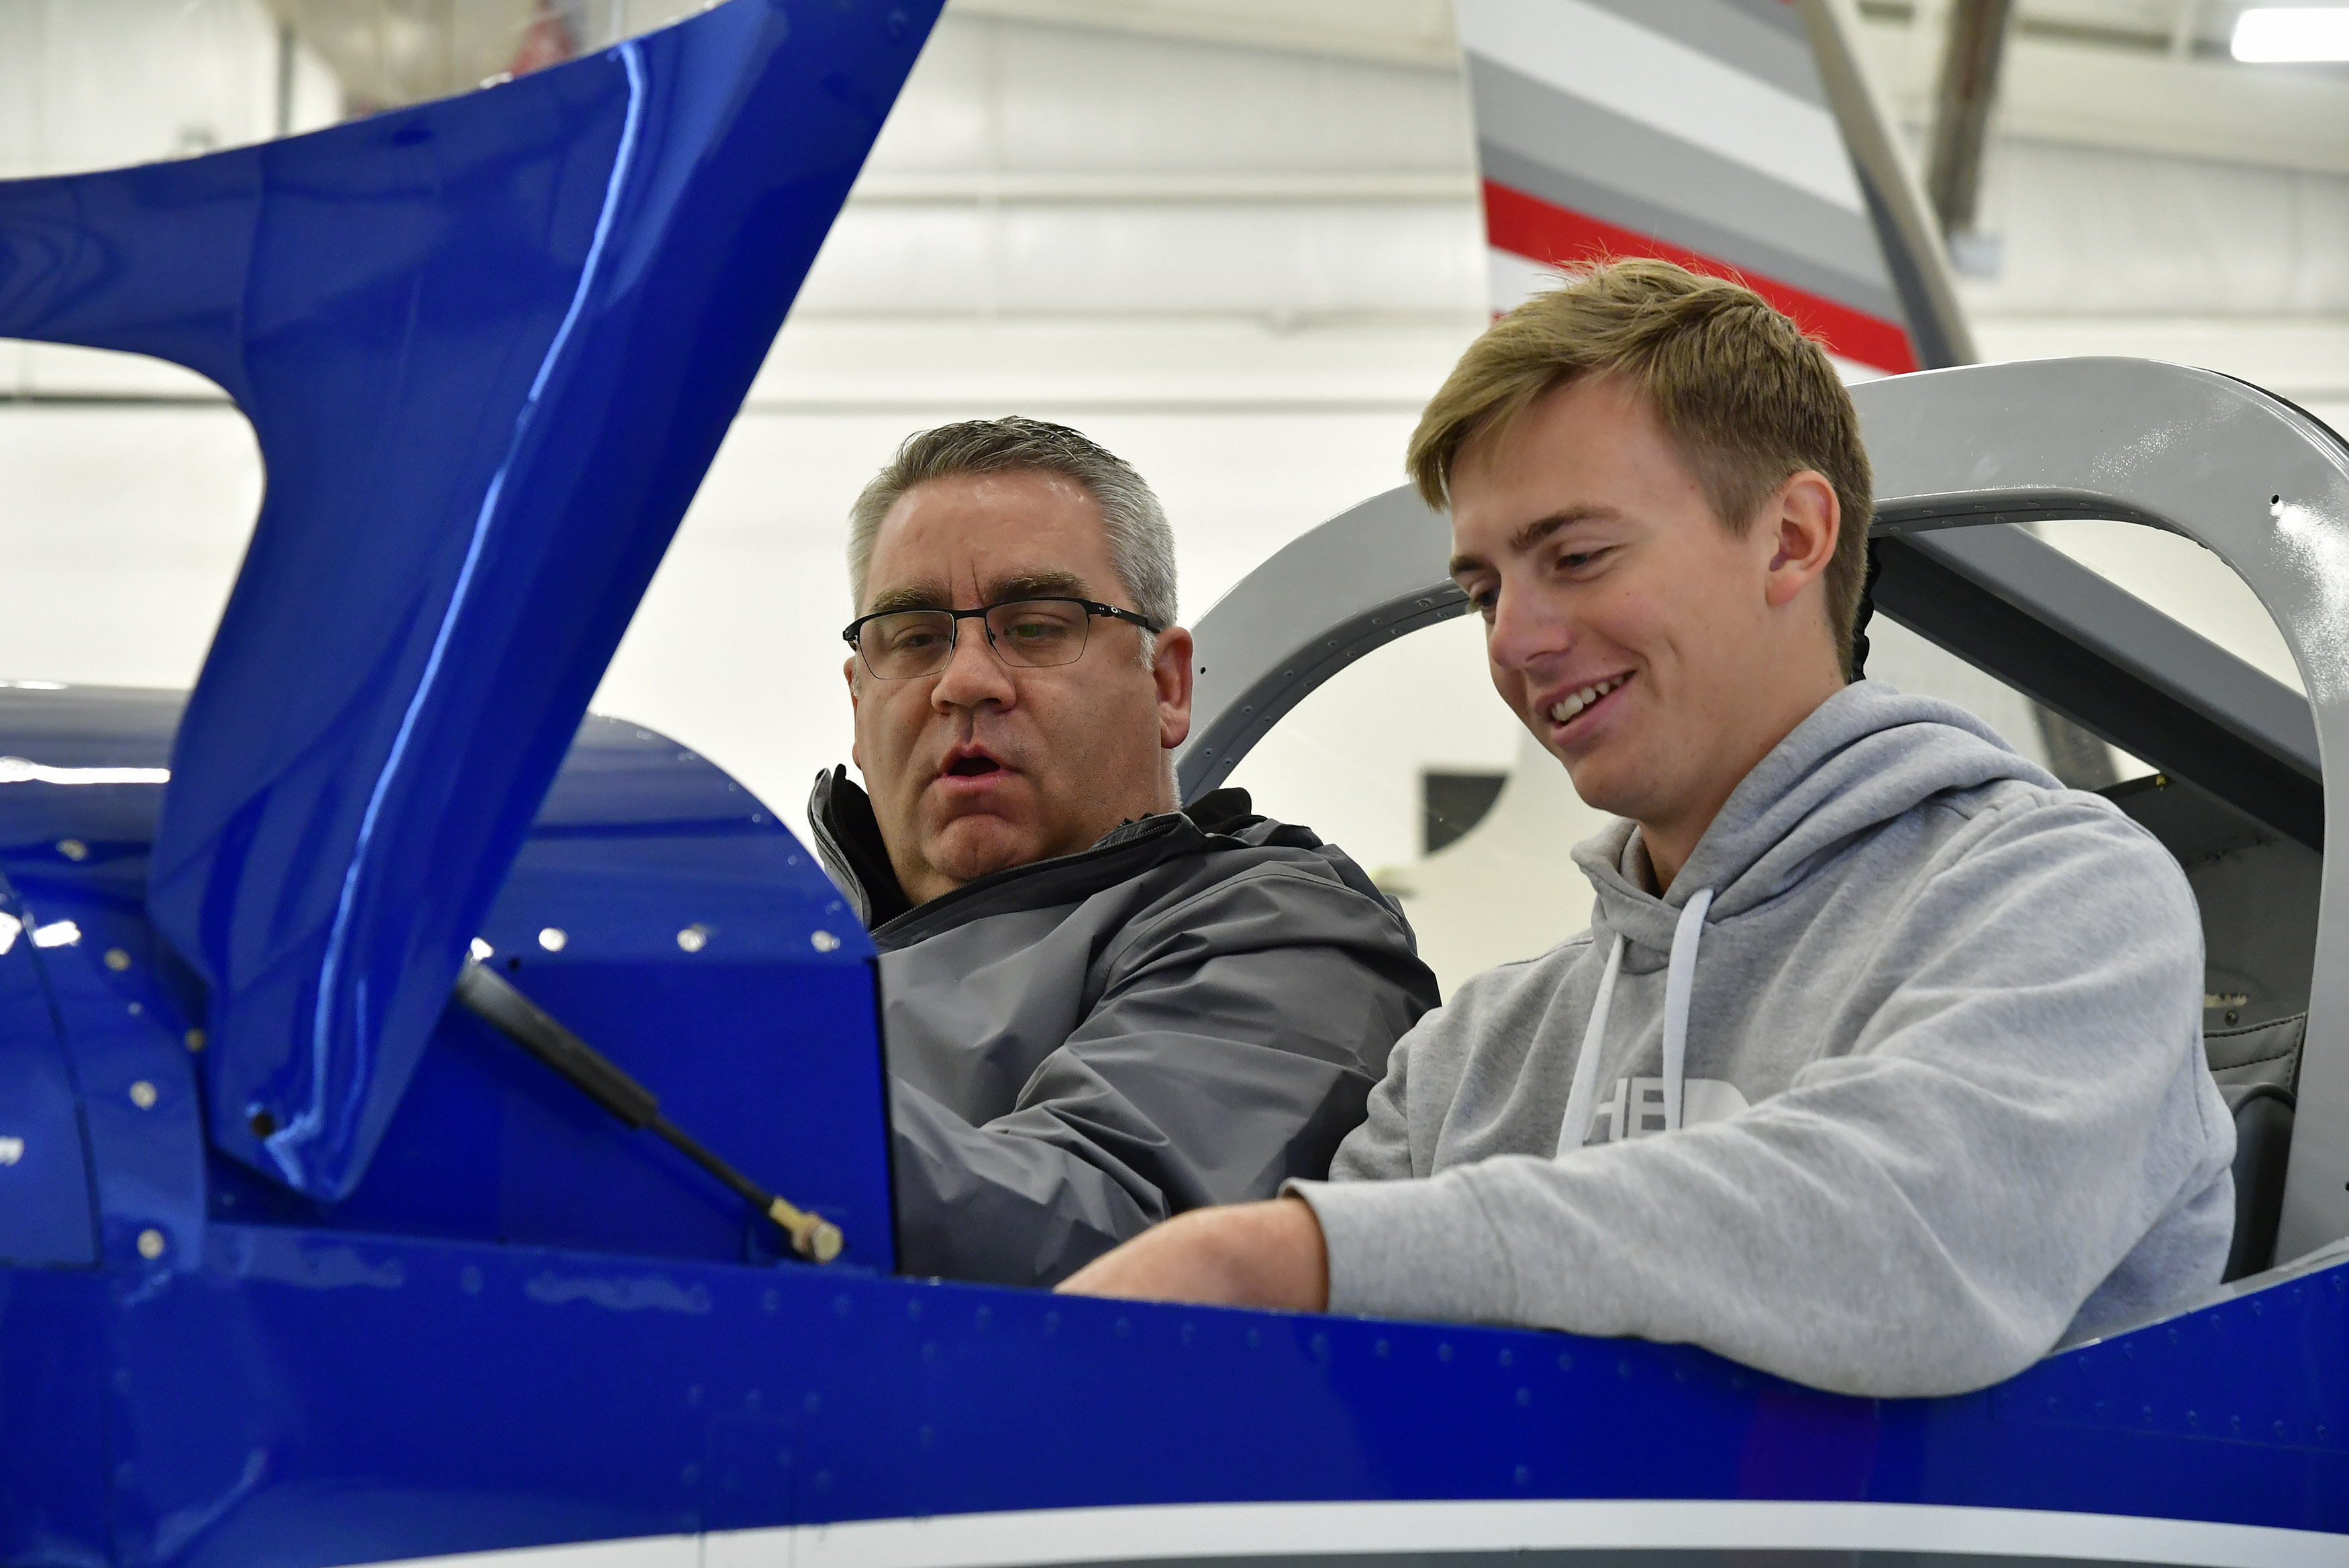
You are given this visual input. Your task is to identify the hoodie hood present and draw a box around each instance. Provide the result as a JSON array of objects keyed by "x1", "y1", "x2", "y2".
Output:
[
  {"x1": 1549, "y1": 682, "x2": 2064, "y2": 1152},
  {"x1": 1572, "y1": 680, "x2": 2061, "y2": 959}
]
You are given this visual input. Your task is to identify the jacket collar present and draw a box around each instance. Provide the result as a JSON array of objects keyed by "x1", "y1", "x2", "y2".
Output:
[{"x1": 806, "y1": 766, "x2": 1268, "y2": 945}]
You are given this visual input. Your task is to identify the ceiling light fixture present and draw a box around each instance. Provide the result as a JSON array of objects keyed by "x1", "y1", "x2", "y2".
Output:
[{"x1": 2232, "y1": 7, "x2": 2349, "y2": 61}]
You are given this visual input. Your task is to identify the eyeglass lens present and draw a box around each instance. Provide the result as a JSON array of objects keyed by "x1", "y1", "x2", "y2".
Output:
[{"x1": 856, "y1": 599, "x2": 1096, "y2": 679}]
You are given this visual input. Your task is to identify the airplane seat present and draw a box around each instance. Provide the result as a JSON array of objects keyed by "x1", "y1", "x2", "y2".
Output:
[
  {"x1": 2221, "y1": 1081, "x2": 2295, "y2": 1282},
  {"x1": 2203, "y1": 1010, "x2": 2307, "y2": 1094},
  {"x1": 2097, "y1": 772, "x2": 2316, "y2": 1282}
]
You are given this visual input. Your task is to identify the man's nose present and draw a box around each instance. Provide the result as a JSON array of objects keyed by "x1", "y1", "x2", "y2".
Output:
[
  {"x1": 1486, "y1": 582, "x2": 1572, "y2": 674},
  {"x1": 931, "y1": 620, "x2": 1016, "y2": 709}
]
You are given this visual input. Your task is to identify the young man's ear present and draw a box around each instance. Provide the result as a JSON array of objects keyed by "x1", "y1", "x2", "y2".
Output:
[{"x1": 1761, "y1": 470, "x2": 1840, "y2": 611}]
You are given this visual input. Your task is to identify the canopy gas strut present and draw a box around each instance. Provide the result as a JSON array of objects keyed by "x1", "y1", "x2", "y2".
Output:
[{"x1": 453, "y1": 961, "x2": 844, "y2": 1263}]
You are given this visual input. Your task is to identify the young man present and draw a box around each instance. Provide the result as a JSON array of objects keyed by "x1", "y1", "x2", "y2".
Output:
[
  {"x1": 811, "y1": 417, "x2": 1438, "y2": 1289},
  {"x1": 1059, "y1": 262, "x2": 2235, "y2": 1399}
]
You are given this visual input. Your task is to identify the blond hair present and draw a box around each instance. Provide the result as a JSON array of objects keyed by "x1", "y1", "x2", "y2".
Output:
[{"x1": 1407, "y1": 259, "x2": 1873, "y2": 676}]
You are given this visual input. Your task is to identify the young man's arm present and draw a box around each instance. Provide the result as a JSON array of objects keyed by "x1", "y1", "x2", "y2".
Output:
[
  {"x1": 1066, "y1": 802, "x2": 2234, "y2": 1398},
  {"x1": 892, "y1": 864, "x2": 1435, "y2": 1287}
]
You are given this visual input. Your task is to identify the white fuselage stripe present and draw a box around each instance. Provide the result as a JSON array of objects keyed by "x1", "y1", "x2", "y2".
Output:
[{"x1": 358, "y1": 1499, "x2": 2348, "y2": 1568}]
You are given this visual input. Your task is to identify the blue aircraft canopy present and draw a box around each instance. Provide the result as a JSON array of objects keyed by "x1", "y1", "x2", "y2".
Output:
[{"x1": 0, "y1": 0, "x2": 940, "y2": 1202}]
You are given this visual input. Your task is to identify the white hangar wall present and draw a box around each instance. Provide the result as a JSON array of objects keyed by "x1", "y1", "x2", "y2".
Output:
[{"x1": 0, "y1": 0, "x2": 2342, "y2": 988}]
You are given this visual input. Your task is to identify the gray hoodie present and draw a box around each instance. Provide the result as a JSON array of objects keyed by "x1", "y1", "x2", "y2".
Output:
[
  {"x1": 1288, "y1": 682, "x2": 2235, "y2": 1398},
  {"x1": 810, "y1": 771, "x2": 1440, "y2": 1288}
]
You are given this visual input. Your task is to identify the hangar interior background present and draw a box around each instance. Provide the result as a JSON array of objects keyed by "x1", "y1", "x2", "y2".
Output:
[{"x1": 0, "y1": 0, "x2": 2343, "y2": 987}]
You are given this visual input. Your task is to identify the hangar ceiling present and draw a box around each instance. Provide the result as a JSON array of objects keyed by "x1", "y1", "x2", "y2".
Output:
[{"x1": 189, "y1": 0, "x2": 2349, "y2": 185}]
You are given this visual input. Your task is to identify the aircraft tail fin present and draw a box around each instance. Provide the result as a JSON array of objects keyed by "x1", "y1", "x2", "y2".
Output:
[{"x1": 1456, "y1": 0, "x2": 1972, "y2": 374}]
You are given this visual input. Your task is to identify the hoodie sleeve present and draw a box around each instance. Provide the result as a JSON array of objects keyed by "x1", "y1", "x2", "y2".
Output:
[
  {"x1": 892, "y1": 862, "x2": 1438, "y2": 1288},
  {"x1": 1289, "y1": 797, "x2": 2232, "y2": 1397}
]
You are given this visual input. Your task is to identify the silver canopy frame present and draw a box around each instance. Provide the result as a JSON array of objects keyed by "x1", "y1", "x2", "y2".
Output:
[{"x1": 1176, "y1": 357, "x2": 2349, "y2": 1263}]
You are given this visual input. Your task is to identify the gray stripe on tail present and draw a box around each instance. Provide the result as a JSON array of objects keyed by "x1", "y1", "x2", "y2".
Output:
[{"x1": 1570, "y1": 0, "x2": 1823, "y2": 102}]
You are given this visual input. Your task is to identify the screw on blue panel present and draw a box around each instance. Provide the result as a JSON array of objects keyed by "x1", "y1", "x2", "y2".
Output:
[
  {"x1": 918, "y1": 1424, "x2": 934, "y2": 1447},
  {"x1": 1246, "y1": 1328, "x2": 1260, "y2": 1349},
  {"x1": 1617, "y1": 1359, "x2": 1634, "y2": 1379},
  {"x1": 834, "y1": 1294, "x2": 850, "y2": 1316},
  {"x1": 813, "y1": 1471, "x2": 832, "y2": 1494},
  {"x1": 680, "y1": 1465, "x2": 700, "y2": 1487},
  {"x1": 1498, "y1": 1349, "x2": 1512, "y2": 1367},
  {"x1": 1513, "y1": 1465, "x2": 1529, "y2": 1485},
  {"x1": 921, "y1": 1343, "x2": 936, "y2": 1363},
  {"x1": 460, "y1": 1265, "x2": 483, "y2": 1294},
  {"x1": 1044, "y1": 1311, "x2": 1060, "y2": 1337},
  {"x1": 1114, "y1": 1318, "x2": 1131, "y2": 1339},
  {"x1": 1516, "y1": 1388, "x2": 1531, "y2": 1407},
  {"x1": 761, "y1": 1290, "x2": 778, "y2": 1312},
  {"x1": 1556, "y1": 1351, "x2": 1572, "y2": 1372},
  {"x1": 905, "y1": 1298, "x2": 920, "y2": 1320},
  {"x1": 975, "y1": 1306, "x2": 991, "y2": 1330},
  {"x1": 1438, "y1": 1344, "x2": 1453, "y2": 1363},
  {"x1": 1375, "y1": 1339, "x2": 1390, "y2": 1359},
  {"x1": 803, "y1": 1393, "x2": 821, "y2": 1415},
  {"x1": 1179, "y1": 1323, "x2": 1194, "y2": 1347}
]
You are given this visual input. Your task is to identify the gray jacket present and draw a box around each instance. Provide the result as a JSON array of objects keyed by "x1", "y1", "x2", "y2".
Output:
[
  {"x1": 810, "y1": 770, "x2": 1439, "y2": 1288},
  {"x1": 1289, "y1": 682, "x2": 2235, "y2": 1398}
]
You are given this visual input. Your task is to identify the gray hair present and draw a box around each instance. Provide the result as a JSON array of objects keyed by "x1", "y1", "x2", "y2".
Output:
[{"x1": 847, "y1": 419, "x2": 1179, "y2": 654}]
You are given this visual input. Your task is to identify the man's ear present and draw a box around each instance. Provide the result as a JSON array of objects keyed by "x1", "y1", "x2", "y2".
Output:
[
  {"x1": 844, "y1": 656, "x2": 865, "y2": 774},
  {"x1": 1154, "y1": 626, "x2": 1195, "y2": 750},
  {"x1": 1761, "y1": 470, "x2": 1840, "y2": 611}
]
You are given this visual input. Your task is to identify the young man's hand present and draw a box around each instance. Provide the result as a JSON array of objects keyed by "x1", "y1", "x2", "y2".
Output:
[{"x1": 1055, "y1": 1197, "x2": 1331, "y2": 1310}]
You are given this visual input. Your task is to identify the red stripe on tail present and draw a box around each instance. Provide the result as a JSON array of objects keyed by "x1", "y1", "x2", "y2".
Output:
[{"x1": 1482, "y1": 180, "x2": 1918, "y2": 375}]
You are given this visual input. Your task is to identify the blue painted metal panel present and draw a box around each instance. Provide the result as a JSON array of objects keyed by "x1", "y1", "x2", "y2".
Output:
[
  {"x1": 0, "y1": 1269, "x2": 111, "y2": 1565},
  {"x1": 45, "y1": 1224, "x2": 2346, "y2": 1566},
  {"x1": 0, "y1": 868, "x2": 97, "y2": 1268},
  {"x1": 209, "y1": 718, "x2": 893, "y2": 1272},
  {"x1": 0, "y1": 0, "x2": 939, "y2": 1206},
  {"x1": 0, "y1": 691, "x2": 206, "y2": 1274}
]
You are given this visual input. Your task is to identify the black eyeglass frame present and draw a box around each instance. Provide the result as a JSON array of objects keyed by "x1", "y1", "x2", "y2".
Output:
[{"x1": 842, "y1": 596, "x2": 1166, "y2": 680}]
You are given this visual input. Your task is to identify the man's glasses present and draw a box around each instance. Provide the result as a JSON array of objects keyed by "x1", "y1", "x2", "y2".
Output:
[{"x1": 843, "y1": 597, "x2": 1164, "y2": 681}]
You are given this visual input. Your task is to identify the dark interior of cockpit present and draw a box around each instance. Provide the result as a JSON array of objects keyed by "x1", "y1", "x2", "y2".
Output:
[{"x1": 2105, "y1": 771, "x2": 2319, "y2": 1281}]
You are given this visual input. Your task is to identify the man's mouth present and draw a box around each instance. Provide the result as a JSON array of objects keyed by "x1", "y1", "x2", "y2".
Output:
[
  {"x1": 1547, "y1": 672, "x2": 1630, "y2": 726},
  {"x1": 940, "y1": 747, "x2": 1005, "y2": 780}
]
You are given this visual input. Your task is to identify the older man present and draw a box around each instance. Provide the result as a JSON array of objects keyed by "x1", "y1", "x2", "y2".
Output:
[{"x1": 808, "y1": 417, "x2": 1438, "y2": 1288}]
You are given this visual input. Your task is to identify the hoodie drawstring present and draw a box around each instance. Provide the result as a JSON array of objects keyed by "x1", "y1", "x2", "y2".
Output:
[
  {"x1": 1660, "y1": 886, "x2": 1713, "y2": 1133},
  {"x1": 1555, "y1": 885, "x2": 1714, "y2": 1153},
  {"x1": 1554, "y1": 932, "x2": 1624, "y2": 1157}
]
